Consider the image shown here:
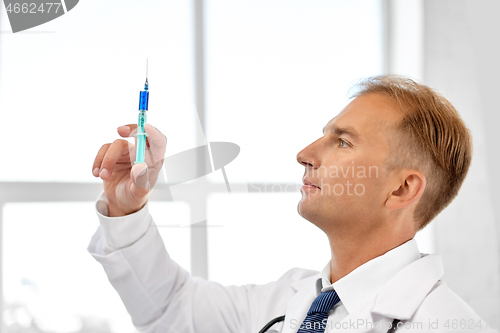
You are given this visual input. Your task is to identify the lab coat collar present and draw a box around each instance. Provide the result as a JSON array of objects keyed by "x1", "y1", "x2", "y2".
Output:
[
  {"x1": 370, "y1": 253, "x2": 444, "y2": 320},
  {"x1": 331, "y1": 253, "x2": 444, "y2": 331},
  {"x1": 286, "y1": 240, "x2": 444, "y2": 331},
  {"x1": 286, "y1": 274, "x2": 318, "y2": 333},
  {"x1": 316, "y1": 239, "x2": 421, "y2": 315}
]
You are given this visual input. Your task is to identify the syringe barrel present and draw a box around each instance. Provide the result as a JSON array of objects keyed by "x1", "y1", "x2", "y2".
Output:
[
  {"x1": 135, "y1": 110, "x2": 147, "y2": 164},
  {"x1": 139, "y1": 90, "x2": 149, "y2": 111}
]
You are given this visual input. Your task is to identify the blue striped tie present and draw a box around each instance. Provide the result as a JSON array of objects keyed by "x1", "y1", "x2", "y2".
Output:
[{"x1": 297, "y1": 290, "x2": 341, "y2": 333}]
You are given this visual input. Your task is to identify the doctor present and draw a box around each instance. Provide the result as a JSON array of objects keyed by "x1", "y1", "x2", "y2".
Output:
[{"x1": 88, "y1": 75, "x2": 497, "y2": 333}]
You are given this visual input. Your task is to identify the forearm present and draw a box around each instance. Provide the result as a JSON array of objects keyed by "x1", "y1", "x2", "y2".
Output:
[
  {"x1": 88, "y1": 192, "x2": 191, "y2": 329},
  {"x1": 88, "y1": 222, "x2": 191, "y2": 330},
  {"x1": 87, "y1": 192, "x2": 308, "y2": 332}
]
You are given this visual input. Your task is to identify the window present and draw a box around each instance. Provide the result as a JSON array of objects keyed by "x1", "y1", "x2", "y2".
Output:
[
  {"x1": 204, "y1": 0, "x2": 387, "y2": 284},
  {"x1": 0, "y1": 0, "x2": 434, "y2": 332}
]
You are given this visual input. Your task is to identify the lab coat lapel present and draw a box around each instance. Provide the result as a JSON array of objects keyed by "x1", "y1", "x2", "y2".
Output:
[
  {"x1": 281, "y1": 254, "x2": 443, "y2": 333},
  {"x1": 371, "y1": 254, "x2": 444, "y2": 320},
  {"x1": 281, "y1": 274, "x2": 319, "y2": 333},
  {"x1": 330, "y1": 304, "x2": 394, "y2": 333},
  {"x1": 332, "y1": 254, "x2": 443, "y2": 333}
]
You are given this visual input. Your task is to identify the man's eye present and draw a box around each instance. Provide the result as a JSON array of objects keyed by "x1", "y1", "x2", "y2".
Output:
[{"x1": 339, "y1": 140, "x2": 349, "y2": 148}]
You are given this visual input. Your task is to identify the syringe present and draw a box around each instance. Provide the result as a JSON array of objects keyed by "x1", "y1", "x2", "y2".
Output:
[{"x1": 135, "y1": 61, "x2": 149, "y2": 164}]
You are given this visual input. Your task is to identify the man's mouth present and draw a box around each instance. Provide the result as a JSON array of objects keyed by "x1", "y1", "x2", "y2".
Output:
[{"x1": 302, "y1": 178, "x2": 321, "y2": 189}]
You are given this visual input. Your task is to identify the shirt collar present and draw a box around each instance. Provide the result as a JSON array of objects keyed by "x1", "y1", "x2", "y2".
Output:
[{"x1": 315, "y1": 238, "x2": 421, "y2": 315}]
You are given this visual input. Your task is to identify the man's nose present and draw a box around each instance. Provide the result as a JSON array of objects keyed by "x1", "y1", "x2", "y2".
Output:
[{"x1": 296, "y1": 138, "x2": 322, "y2": 169}]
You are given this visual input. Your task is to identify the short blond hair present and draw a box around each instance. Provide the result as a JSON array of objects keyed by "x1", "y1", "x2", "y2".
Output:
[{"x1": 350, "y1": 75, "x2": 472, "y2": 230}]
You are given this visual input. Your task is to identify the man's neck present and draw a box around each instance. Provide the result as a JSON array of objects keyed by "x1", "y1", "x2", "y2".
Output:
[{"x1": 327, "y1": 229, "x2": 414, "y2": 283}]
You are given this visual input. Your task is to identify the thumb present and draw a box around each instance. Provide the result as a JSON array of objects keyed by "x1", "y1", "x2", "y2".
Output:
[{"x1": 131, "y1": 163, "x2": 150, "y2": 190}]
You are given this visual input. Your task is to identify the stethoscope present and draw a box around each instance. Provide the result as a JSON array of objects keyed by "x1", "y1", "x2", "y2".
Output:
[{"x1": 258, "y1": 315, "x2": 401, "y2": 333}]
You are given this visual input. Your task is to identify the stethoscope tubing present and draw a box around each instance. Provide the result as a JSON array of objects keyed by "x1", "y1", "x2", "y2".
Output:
[{"x1": 259, "y1": 315, "x2": 401, "y2": 333}]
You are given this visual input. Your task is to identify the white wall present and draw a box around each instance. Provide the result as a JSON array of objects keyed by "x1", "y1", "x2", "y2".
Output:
[{"x1": 423, "y1": 0, "x2": 500, "y2": 328}]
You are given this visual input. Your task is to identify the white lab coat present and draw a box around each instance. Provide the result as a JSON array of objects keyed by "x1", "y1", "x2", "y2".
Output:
[{"x1": 88, "y1": 211, "x2": 497, "y2": 333}]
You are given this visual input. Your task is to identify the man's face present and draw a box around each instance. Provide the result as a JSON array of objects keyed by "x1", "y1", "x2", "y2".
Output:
[{"x1": 296, "y1": 93, "x2": 403, "y2": 233}]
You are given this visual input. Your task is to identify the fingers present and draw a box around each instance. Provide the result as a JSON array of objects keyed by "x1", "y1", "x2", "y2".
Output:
[
  {"x1": 117, "y1": 123, "x2": 166, "y2": 164},
  {"x1": 118, "y1": 123, "x2": 166, "y2": 149},
  {"x1": 131, "y1": 163, "x2": 150, "y2": 190},
  {"x1": 144, "y1": 124, "x2": 167, "y2": 163},
  {"x1": 93, "y1": 124, "x2": 166, "y2": 184},
  {"x1": 116, "y1": 124, "x2": 139, "y2": 163},
  {"x1": 96, "y1": 139, "x2": 130, "y2": 180},
  {"x1": 117, "y1": 124, "x2": 137, "y2": 138},
  {"x1": 93, "y1": 143, "x2": 111, "y2": 177}
]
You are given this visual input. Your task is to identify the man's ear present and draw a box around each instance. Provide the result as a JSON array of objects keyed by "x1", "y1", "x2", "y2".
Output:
[{"x1": 386, "y1": 170, "x2": 426, "y2": 211}]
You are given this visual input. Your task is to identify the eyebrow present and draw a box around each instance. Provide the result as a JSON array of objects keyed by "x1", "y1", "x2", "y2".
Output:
[{"x1": 322, "y1": 125, "x2": 361, "y2": 141}]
